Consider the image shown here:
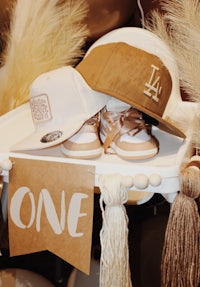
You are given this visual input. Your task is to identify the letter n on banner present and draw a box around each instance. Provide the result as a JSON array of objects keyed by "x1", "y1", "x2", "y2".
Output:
[{"x1": 8, "y1": 157, "x2": 95, "y2": 274}]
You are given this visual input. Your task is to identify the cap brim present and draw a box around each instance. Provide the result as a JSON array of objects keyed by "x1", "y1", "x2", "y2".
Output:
[
  {"x1": 138, "y1": 105, "x2": 186, "y2": 138},
  {"x1": 10, "y1": 118, "x2": 86, "y2": 151}
]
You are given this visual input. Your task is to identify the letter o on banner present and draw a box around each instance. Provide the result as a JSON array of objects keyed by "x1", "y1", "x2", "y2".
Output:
[{"x1": 10, "y1": 186, "x2": 35, "y2": 229}]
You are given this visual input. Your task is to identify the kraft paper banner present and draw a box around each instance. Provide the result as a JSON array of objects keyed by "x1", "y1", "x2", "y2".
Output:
[{"x1": 8, "y1": 157, "x2": 95, "y2": 274}]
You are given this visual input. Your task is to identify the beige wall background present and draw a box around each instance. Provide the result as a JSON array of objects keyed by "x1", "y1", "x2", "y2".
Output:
[{"x1": 0, "y1": 0, "x2": 161, "y2": 52}]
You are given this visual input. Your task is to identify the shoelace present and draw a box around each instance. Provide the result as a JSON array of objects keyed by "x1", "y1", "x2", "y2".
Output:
[
  {"x1": 102, "y1": 108, "x2": 147, "y2": 152},
  {"x1": 84, "y1": 113, "x2": 100, "y2": 127}
]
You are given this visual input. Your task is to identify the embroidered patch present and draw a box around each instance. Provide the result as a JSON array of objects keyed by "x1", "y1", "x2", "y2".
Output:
[
  {"x1": 144, "y1": 64, "x2": 162, "y2": 103},
  {"x1": 30, "y1": 94, "x2": 52, "y2": 123}
]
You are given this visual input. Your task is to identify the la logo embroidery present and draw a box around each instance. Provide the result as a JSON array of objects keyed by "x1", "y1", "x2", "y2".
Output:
[{"x1": 144, "y1": 64, "x2": 162, "y2": 103}]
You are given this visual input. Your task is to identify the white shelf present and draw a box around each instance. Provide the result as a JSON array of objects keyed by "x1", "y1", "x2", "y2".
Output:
[{"x1": 0, "y1": 103, "x2": 194, "y2": 203}]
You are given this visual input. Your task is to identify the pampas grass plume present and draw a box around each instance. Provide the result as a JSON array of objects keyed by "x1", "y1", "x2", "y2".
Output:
[{"x1": 0, "y1": 0, "x2": 89, "y2": 115}]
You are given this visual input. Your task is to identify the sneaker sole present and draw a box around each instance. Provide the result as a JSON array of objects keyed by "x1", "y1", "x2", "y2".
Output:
[
  {"x1": 100, "y1": 132, "x2": 158, "y2": 160},
  {"x1": 61, "y1": 144, "x2": 102, "y2": 159}
]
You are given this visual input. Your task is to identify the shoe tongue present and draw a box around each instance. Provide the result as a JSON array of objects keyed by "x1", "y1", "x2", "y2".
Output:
[{"x1": 106, "y1": 98, "x2": 131, "y2": 112}]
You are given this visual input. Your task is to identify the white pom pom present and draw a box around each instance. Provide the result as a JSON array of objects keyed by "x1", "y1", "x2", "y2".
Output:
[
  {"x1": 121, "y1": 176, "x2": 134, "y2": 188},
  {"x1": 188, "y1": 165, "x2": 200, "y2": 171},
  {"x1": 190, "y1": 155, "x2": 200, "y2": 162},
  {"x1": 133, "y1": 174, "x2": 149, "y2": 189},
  {"x1": 1, "y1": 159, "x2": 13, "y2": 171},
  {"x1": 149, "y1": 173, "x2": 162, "y2": 187}
]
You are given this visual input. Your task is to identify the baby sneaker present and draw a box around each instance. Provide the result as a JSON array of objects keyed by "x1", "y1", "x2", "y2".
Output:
[
  {"x1": 61, "y1": 114, "x2": 102, "y2": 159},
  {"x1": 99, "y1": 107, "x2": 158, "y2": 160}
]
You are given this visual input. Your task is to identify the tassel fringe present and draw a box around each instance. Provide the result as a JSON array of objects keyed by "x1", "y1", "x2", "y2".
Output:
[
  {"x1": 98, "y1": 174, "x2": 133, "y2": 287},
  {"x1": 161, "y1": 167, "x2": 200, "y2": 287}
]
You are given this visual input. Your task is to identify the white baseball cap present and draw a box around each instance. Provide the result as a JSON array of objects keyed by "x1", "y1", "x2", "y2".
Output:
[
  {"x1": 76, "y1": 27, "x2": 187, "y2": 138},
  {"x1": 11, "y1": 66, "x2": 109, "y2": 151}
]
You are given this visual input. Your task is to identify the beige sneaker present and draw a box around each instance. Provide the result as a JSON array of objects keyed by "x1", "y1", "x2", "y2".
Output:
[
  {"x1": 61, "y1": 114, "x2": 102, "y2": 159},
  {"x1": 100, "y1": 107, "x2": 159, "y2": 160}
]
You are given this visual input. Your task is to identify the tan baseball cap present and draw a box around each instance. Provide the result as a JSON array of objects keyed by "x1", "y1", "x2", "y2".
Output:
[{"x1": 76, "y1": 27, "x2": 186, "y2": 138}]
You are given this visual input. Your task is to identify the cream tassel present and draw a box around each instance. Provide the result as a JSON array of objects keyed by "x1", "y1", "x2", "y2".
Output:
[{"x1": 98, "y1": 174, "x2": 133, "y2": 287}]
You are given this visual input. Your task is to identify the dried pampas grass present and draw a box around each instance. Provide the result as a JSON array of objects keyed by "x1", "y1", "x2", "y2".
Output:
[
  {"x1": 146, "y1": 0, "x2": 200, "y2": 151},
  {"x1": 0, "y1": 0, "x2": 89, "y2": 115},
  {"x1": 146, "y1": 0, "x2": 200, "y2": 103}
]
